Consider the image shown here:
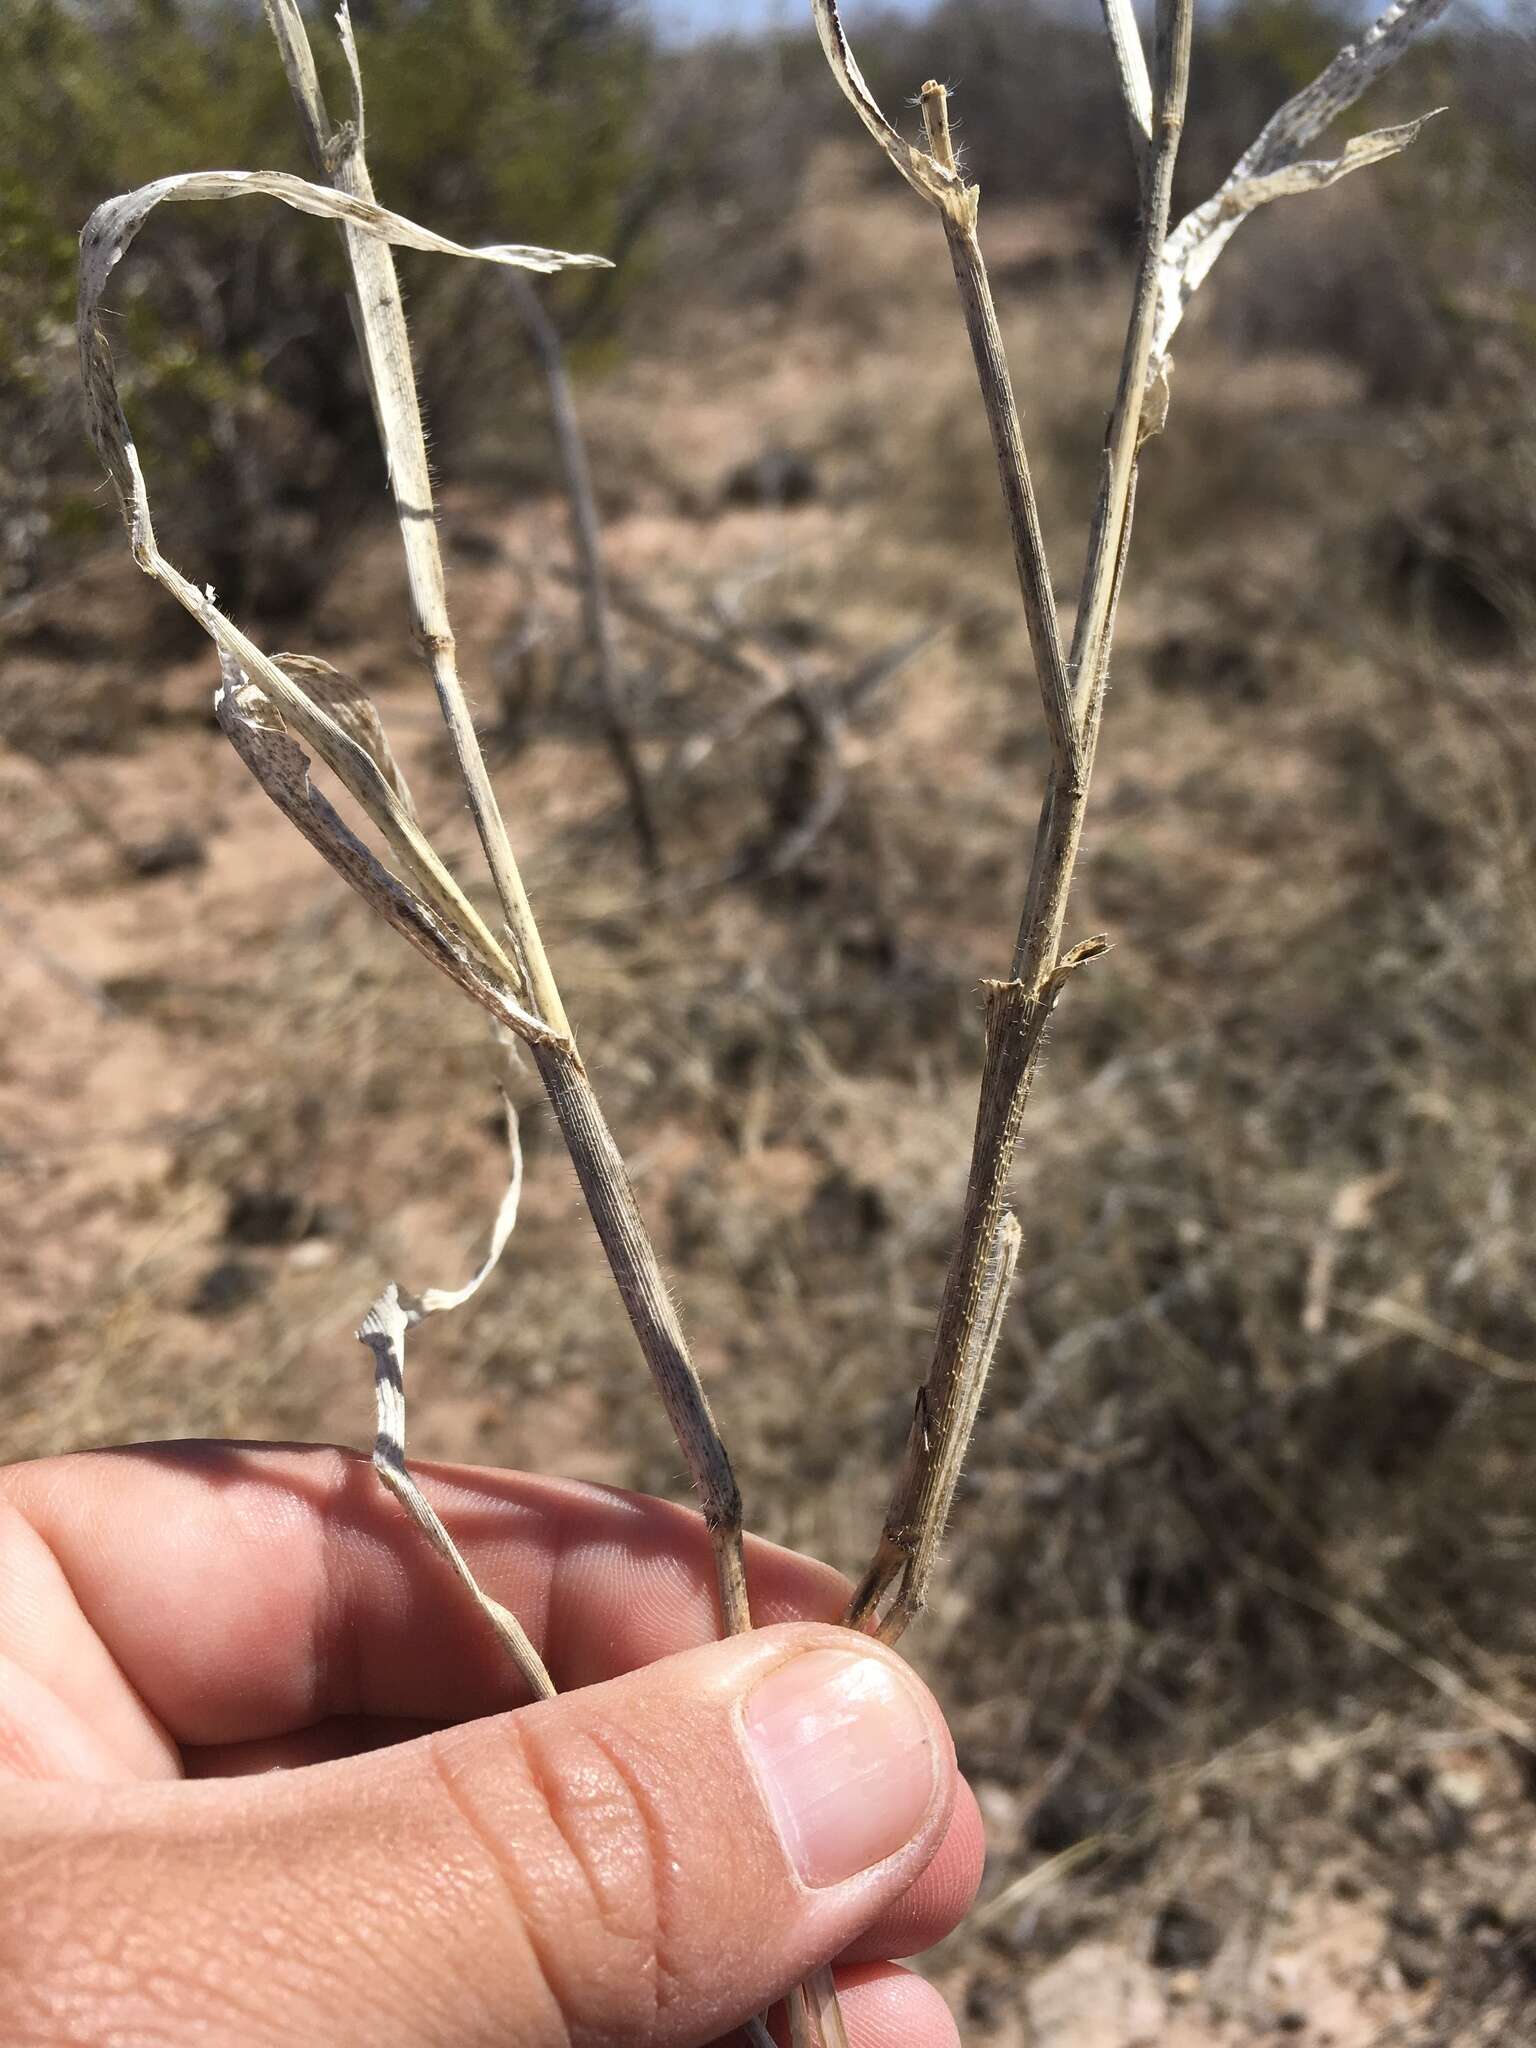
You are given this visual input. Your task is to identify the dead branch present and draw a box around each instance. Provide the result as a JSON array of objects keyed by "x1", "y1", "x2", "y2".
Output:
[
  {"x1": 507, "y1": 271, "x2": 662, "y2": 872},
  {"x1": 0, "y1": 896, "x2": 122, "y2": 1021}
]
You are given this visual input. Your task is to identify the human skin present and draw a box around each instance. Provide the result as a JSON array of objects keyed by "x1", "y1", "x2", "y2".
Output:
[{"x1": 0, "y1": 1442, "x2": 985, "y2": 2048}]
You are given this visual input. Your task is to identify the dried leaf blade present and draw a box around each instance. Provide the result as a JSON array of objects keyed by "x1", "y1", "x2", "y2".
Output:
[
  {"x1": 810, "y1": 0, "x2": 965, "y2": 210},
  {"x1": 1151, "y1": 0, "x2": 1448, "y2": 368}
]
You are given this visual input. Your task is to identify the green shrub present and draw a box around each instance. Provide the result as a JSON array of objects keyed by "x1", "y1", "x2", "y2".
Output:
[{"x1": 0, "y1": 0, "x2": 649, "y2": 611}]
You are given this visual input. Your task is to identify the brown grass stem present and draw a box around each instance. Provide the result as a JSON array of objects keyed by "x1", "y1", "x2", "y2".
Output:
[
  {"x1": 853, "y1": 1211, "x2": 1023, "y2": 1642},
  {"x1": 855, "y1": 19, "x2": 1194, "y2": 1635},
  {"x1": 920, "y1": 85, "x2": 1076, "y2": 782},
  {"x1": 820, "y1": 13, "x2": 1184, "y2": 1639},
  {"x1": 533, "y1": 1040, "x2": 749, "y2": 1631},
  {"x1": 1068, "y1": 0, "x2": 1194, "y2": 730},
  {"x1": 818, "y1": 0, "x2": 1441, "y2": 1648}
]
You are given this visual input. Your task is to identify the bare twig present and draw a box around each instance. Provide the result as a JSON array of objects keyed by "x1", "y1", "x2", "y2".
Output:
[
  {"x1": 1339, "y1": 1293, "x2": 1536, "y2": 1386},
  {"x1": 507, "y1": 272, "x2": 661, "y2": 872},
  {"x1": 0, "y1": 897, "x2": 121, "y2": 1021},
  {"x1": 746, "y1": 685, "x2": 849, "y2": 882},
  {"x1": 596, "y1": 564, "x2": 770, "y2": 680},
  {"x1": 660, "y1": 616, "x2": 947, "y2": 783},
  {"x1": 1246, "y1": 1558, "x2": 1536, "y2": 1753}
]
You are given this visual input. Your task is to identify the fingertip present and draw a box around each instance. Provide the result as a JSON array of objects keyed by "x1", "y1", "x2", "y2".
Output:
[
  {"x1": 745, "y1": 1539, "x2": 854, "y2": 1633},
  {"x1": 738, "y1": 1627, "x2": 956, "y2": 1896},
  {"x1": 838, "y1": 1772, "x2": 985, "y2": 1963},
  {"x1": 0, "y1": 1448, "x2": 864, "y2": 1742},
  {"x1": 765, "y1": 1964, "x2": 960, "y2": 2048}
]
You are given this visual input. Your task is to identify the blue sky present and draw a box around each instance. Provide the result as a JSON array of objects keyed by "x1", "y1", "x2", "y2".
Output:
[
  {"x1": 642, "y1": 0, "x2": 1416, "y2": 41},
  {"x1": 646, "y1": 0, "x2": 928, "y2": 42}
]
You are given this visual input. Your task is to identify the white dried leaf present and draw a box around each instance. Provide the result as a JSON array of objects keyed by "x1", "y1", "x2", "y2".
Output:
[
  {"x1": 359, "y1": 1099, "x2": 554, "y2": 1700},
  {"x1": 1224, "y1": 116, "x2": 1436, "y2": 211},
  {"x1": 79, "y1": 166, "x2": 602, "y2": 541},
  {"x1": 78, "y1": 167, "x2": 605, "y2": 305},
  {"x1": 214, "y1": 655, "x2": 561, "y2": 1048},
  {"x1": 810, "y1": 0, "x2": 966, "y2": 211},
  {"x1": 77, "y1": 168, "x2": 577, "y2": 1041},
  {"x1": 1154, "y1": 113, "x2": 1438, "y2": 362},
  {"x1": 415, "y1": 1096, "x2": 526, "y2": 1317},
  {"x1": 1240, "y1": 0, "x2": 1451, "y2": 175},
  {"x1": 1100, "y1": 0, "x2": 1154, "y2": 166},
  {"x1": 1150, "y1": 0, "x2": 1449, "y2": 371}
]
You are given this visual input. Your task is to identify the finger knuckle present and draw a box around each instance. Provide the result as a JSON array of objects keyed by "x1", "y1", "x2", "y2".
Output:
[{"x1": 444, "y1": 1714, "x2": 685, "y2": 2048}]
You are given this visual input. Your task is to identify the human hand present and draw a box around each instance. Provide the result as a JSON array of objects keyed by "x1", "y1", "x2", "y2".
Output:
[{"x1": 0, "y1": 1443, "x2": 983, "y2": 2046}]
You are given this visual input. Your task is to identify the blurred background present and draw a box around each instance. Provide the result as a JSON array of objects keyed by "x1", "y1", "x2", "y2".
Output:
[{"x1": 4, "y1": 0, "x2": 1536, "y2": 2038}]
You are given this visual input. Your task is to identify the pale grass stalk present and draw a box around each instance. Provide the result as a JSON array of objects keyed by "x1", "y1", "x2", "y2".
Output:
[
  {"x1": 261, "y1": 0, "x2": 750, "y2": 1636},
  {"x1": 78, "y1": 4, "x2": 750, "y2": 1638},
  {"x1": 1099, "y1": 0, "x2": 1154, "y2": 182}
]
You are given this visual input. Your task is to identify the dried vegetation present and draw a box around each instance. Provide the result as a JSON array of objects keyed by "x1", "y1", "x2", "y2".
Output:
[{"x1": 4, "y1": 0, "x2": 1536, "y2": 2041}]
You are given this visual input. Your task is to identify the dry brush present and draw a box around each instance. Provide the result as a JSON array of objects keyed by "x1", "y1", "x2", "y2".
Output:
[{"x1": 75, "y1": 1, "x2": 1452, "y2": 2042}]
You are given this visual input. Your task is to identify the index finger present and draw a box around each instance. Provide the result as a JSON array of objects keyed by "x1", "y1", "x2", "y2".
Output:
[{"x1": 0, "y1": 1442, "x2": 850, "y2": 1745}]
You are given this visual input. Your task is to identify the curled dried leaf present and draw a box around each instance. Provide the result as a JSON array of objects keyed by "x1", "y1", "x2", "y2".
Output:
[
  {"x1": 215, "y1": 657, "x2": 564, "y2": 1050},
  {"x1": 1048, "y1": 932, "x2": 1113, "y2": 987},
  {"x1": 1150, "y1": 0, "x2": 1448, "y2": 371},
  {"x1": 274, "y1": 654, "x2": 417, "y2": 819},
  {"x1": 79, "y1": 166, "x2": 604, "y2": 540},
  {"x1": 360, "y1": 1099, "x2": 554, "y2": 1701},
  {"x1": 76, "y1": 161, "x2": 574, "y2": 1022},
  {"x1": 810, "y1": 0, "x2": 970, "y2": 215}
]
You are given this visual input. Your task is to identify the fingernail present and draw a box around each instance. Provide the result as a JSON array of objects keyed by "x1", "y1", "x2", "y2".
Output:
[{"x1": 742, "y1": 1647, "x2": 940, "y2": 1889}]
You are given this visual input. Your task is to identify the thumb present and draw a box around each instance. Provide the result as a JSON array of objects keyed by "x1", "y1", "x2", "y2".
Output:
[{"x1": 6, "y1": 1622, "x2": 958, "y2": 2048}]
